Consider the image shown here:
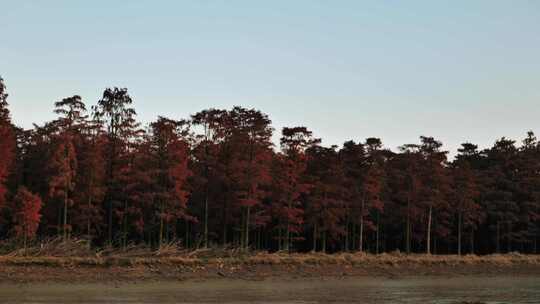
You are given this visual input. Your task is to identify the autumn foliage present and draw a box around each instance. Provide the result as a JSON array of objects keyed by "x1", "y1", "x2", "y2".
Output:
[
  {"x1": 0, "y1": 75, "x2": 539, "y2": 255},
  {"x1": 12, "y1": 187, "x2": 42, "y2": 247}
]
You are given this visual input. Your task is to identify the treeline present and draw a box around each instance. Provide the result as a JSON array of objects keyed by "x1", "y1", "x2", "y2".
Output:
[{"x1": 0, "y1": 76, "x2": 539, "y2": 254}]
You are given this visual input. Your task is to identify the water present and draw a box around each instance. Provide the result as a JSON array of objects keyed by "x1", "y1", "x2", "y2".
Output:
[{"x1": 0, "y1": 276, "x2": 539, "y2": 303}]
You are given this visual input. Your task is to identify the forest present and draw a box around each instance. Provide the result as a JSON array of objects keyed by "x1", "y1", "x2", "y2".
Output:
[{"x1": 0, "y1": 76, "x2": 539, "y2": 255}]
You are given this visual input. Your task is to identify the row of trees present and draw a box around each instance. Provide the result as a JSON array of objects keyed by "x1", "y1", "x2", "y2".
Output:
[{"x1": 0, "y1": 76, "x2": 539, "y2": 254}]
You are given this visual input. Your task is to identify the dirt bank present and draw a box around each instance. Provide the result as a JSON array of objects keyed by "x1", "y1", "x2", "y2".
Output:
[
  {"x1": 0, "y1": 253, "x2": 539, "y2": 283},
  {"x1": 2, "y1": 276, "x2": 539, "y2": 303}
]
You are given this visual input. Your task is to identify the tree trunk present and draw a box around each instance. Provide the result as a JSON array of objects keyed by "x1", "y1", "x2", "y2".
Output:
[
  {"x1": 222, "y1": 201, "x2": 228, "y2": 247},
  {"x1": 123, "y1": 200, "x2": 128, "y2": 250},
  {"x1": 376, "y1": 210, "x2": 380, "y2": 254},
  {"x1": 108, "y1": 200, "x2": 113, "y2": 245},
  {"x1": 470, "y1": 228, "x2": 474, "y2": 254},
  {"x1": 312, "y1": 221, "x2": 318, "y2": 252},
  {"x1": 345, "y1": 211, "x2": 350, "y2": 252},
  {"x1": 285, "y1": 201, "x2": 291, "y2": 251},
  {"x1": 322, "y1": 230, "x2": 327, "y2": 253},
  {"x1": 63, "y1": 190, "x2": 68, "y2": 241},
  {"x1": 359, "y1": 197, "x2": 365, "y2": 252},
  {"x1": 496, "y1": 221, "x2": 501, "y2": 253},
  {"x1": 458, "y1": 212, "x2": 462, "y2": 255},
  {"x1": 257, "y1": 228, "x2": 261, "y2": 250},
  {"x1": 406, "y1": 196, "x2": 411, "y2": 254},
  {"x1": 277, "y1": 226, "x2": 282, "y2": 251},
  {"x1": 159, "y1": 203, "x2": 164, "y2": 248},
  {"x1": 184, "y1": 219, "x2": 189, "y2": 248},
  {"x1": 222, "y1": 221, "x2": 227, "y2": 247},
  {"x1": 244, "y1": 206, "x2": 251, "y2": 251},
  {"x1": 204, "y1": 194, "x2": 209, "y2": 248},
  {"x1": 427, "y1": 205, "x2": 432, "y2": 255},
  {"x1": 165, "y1": 220, "x2": 170, "y2": 244},
  {"x1": 507, "y1": 222, "x2": 512, "y2": 253},
  {"x1": 57, "y1": 207, "x2": 62, "y2": 237},
  {"x1": 87, "y1": 195, "x2": 92, "y2": 239},
  {"x1": 352, "y1": 223, "x2": 357, "y2": 251}
]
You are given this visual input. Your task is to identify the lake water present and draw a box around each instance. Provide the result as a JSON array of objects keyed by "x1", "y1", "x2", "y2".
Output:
[{"x1": 0, "y1": 276, "x2": 539, "y2": 303}]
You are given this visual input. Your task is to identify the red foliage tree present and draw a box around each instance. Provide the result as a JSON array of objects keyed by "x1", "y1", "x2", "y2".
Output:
[
  {"x1": 272, "y1": 127, "x2": 319, "y2": 251},
  {"x1": 148, "y1": 117, "x2": 193, "y2": 246},
  {"x1": 191, "y1": 109, "x2": 228, "y2": 247},
  {"x1": 0, "y1": 77, "x2": 15, "y2": 211},
  {"x1": 418, "y1": 136, "x2": 451, "y2": 254},
  {"x1": 93, "y1": 87, "x2": 140, "y2": 244},
  {"x1": 389, "y1": 144, "x2": 424, "y2": 253},
  {"x1": 114, "y1": 136, "x2": 149, "y2": 248},
  {"x1": 12, "y1": 187, "x2": 42, "y2": 248},
  {"x1": 47, "y1": 138, "x2": 77, "y2": 239},
  {"x1": 306, "y1": 145, "x2": 347, "y2": 252},
  {"x1": 4, "y1": 78, "x2": 540, "y2": 255},
  {"x1": 228, "y1": 107, "x2": 273, "y2": 249},
  {"x1": 452, "y1": 156, "x2": 481, "y2": 255},
  {"x1": 340, "y1": 140, "x2": 365, "y2": 251},
  {"x1": 516, "y1": 132, "x2": 540, "y2": 252},
  {"x1": 71, "y1": 119, "x2": 106, "y2": 239}
]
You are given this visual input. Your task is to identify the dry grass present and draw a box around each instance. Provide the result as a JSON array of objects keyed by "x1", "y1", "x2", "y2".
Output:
[
  {"x1": 0, "y1": 249, "x2": 538, "y2": 268},
  {"x1": 3, "y1": 237, "x2": 94, "y2": 257},
  {"x1": 1, "y1": 238, "x2": 538, "y2": 267}
]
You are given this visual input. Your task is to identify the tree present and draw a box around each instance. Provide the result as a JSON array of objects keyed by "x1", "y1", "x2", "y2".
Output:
[
  {"x1": 418, "y1": 136, "x2": 451, "y2": 254},
  {"x1": 14, "y1": 124, "x2": 55, "y2": 235},
  {"x1": 0, "y1": 77, "x2": 15, "y2": 213},
  {"x1": 53, "y1": 95, "x2": 87, "y2": 132},
  {"x1": 359, "y1": 138, "x2": 385, "y2": 253},
  {"x1": 148, "y1": 117, "x2": 193, "y2": 247},
  {"x1": 340, "y1": 140, "x2": 365, "y2": 251},
  {"x1": 47, "y1": 96, "x2": 87, "y2": 240},
  {"x1": 306, "y1": 145, "x2": 347, "y2": 252},
  {"x1": 191, "y1": 109, "x2": 227, "y2": 248},
  {"x1": 93, "y1": 87, "x2": 140, "y2": 244},
  {"x1": 12, "y1": 187, "x2": 42, "y2": 249},
  {"x1": 228, "y1": 107, "x2": 273, "y2": 250},
  {"x1": 71, "y1": 118, "x2": 106, "y2": 240},
  {"x1": 47, "y1": 138, "x2": 77, "y2": 240},
  {"x1": 115, "y1": 135, "x2": 149, "y2": 248},
  {"x1": 483, "y1": 138, "x2": 520, "y2": 253},
  {"x1": 515, "y1": 132, "x2": 540, "y2": 252},
  {"x1": 361, "y1": 162, "x2": 385, "y2": 253},
  {"x1": 390, "y1": 144, "x2": 423, "y2": 253},
  {"x1": 6, "y1": 79, "x2": 540, "y2": 255},
  {"x1": 272, "y1": 127, "x2": 319, "y2": 251},
  {"x1": 452, "y1": 152, "x2": 481, "y2": 255}
]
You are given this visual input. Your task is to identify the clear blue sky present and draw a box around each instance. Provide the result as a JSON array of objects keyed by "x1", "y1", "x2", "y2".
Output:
[{"x1": 2, "y1": 1, "x2": 539, "y2": 155}]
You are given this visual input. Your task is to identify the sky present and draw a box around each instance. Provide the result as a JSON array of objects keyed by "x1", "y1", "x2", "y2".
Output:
[{"x1": 1, "y1": 1, "x2": 539, "y2": 156}]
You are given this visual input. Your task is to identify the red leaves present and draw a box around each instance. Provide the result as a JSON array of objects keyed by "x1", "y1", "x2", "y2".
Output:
[
  {"x1": 305, "y1": 145, "x2": 348, "y2": 246},
  {"x1": 1, "y1": 74, "x2": 540, "y2": 254},
  {"x1": 12, "y1": 187, "x2": 42, "y2": 241},
  {"x1": 0, "y1": 124, "x2": 14, "y2": 208},
  {"x1": 48, "y1": 138, "x2": 77, "y2": 202},
  {"x1": 270, "y1": 130, "x2": 314, "y2": 244},
  {"x1": 149, "y1": 117, "x2": 192, "y2": 223},
  {"x1": 0, "y1": 77, "x2": 15, "y2": 209}
]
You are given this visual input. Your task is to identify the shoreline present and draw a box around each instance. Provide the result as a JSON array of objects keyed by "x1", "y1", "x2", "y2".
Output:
[{"x1": 0, "y1": 253, "x2": 539, "y2": 283}]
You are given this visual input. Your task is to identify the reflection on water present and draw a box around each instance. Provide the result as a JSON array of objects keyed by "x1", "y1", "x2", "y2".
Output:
[{"x1": 0, "y1": 276, "x2": 539, "y2": 303}]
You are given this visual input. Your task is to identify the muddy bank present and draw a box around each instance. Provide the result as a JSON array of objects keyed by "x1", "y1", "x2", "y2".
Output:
[
  {"x1": 1, "y1": 276, "x2": 539, "y2": 303},
  {"x1": 0, "y1": 253, "x2": 539, "y2": 283}
]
